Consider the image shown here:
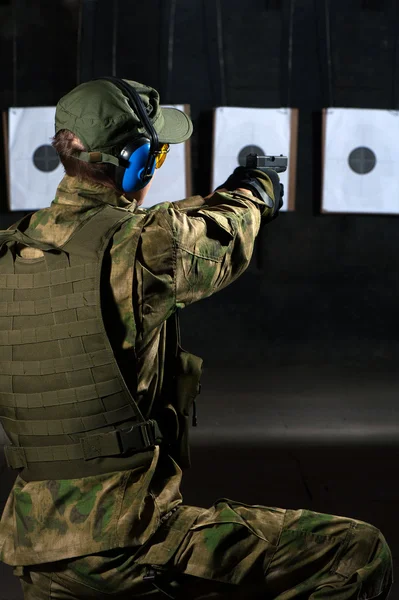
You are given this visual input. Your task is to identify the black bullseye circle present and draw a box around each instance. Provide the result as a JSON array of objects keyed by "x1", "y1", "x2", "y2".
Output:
[
  {"x1": 348, "y1": 147, "x2": 376, "y2": 175},
  {"x1": 33, "y1": 145, "x2": 60, "y2": 172},
  {"x1": 238, "y1": 145, "x2": 266, "y2": 166}
]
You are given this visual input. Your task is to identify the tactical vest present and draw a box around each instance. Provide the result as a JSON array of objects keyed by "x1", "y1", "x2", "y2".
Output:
[{"x1": 0, "y1": 204, "x2": 163, "y2": 481}]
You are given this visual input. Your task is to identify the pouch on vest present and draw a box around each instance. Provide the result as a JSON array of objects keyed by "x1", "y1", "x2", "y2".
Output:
[{"x1": 158, "y1": 312, "x2": 203, "y2": 469}]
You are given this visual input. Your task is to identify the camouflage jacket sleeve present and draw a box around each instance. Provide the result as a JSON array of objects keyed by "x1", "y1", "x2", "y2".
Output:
[{"x1": 165, "y1": 189, "x2": 273, "y2": 308}]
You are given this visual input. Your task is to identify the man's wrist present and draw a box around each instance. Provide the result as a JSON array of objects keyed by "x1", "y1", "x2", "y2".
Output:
[
  {"x1": 234, "y1": 187, "x2": 257, "y2": 198},
  {"x1": 205, "y1": 187, "x2": 257, "y2": 201}
]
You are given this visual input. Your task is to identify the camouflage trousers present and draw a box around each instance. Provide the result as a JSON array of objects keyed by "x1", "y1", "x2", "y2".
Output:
[{"x1": 17, "y1": 499, "x2": 393, "y2": 600}]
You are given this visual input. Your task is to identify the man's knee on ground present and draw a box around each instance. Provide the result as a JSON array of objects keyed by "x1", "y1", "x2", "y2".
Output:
[{"x1": 334, "y1": 521, "x2": 393, "y2": 598}]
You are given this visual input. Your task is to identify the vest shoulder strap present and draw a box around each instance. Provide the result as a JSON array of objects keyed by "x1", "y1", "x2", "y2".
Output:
[{"x1": 62, "y1": 204, "x2": 144, "y2": 256}]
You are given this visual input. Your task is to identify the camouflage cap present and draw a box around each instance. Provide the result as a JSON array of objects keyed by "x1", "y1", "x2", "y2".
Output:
[{"x1": 55, "y1": 79, "x2": 193, "y2": 156}]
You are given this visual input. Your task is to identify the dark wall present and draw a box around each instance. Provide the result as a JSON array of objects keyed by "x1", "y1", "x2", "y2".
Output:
[
  {"x1": 0, "y1": 0, "x2": 399, "y2": 376},
  {"x1": 1, "y1": 2, "x2": 399, "y2": 373},
  {"x1": 1, "y1": 0, "x2": 399, "y2": 598},
  {"x1": 62, "y1": 0, "x2": 399, "y2": 373},
  {"x1": 0, "y1": 0, "x2": 80, "y2": 227}
]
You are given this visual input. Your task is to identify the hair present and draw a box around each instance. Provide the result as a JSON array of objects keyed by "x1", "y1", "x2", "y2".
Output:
[{"x1": 52, "y1": 129, "x2": 118, "y2": 189}]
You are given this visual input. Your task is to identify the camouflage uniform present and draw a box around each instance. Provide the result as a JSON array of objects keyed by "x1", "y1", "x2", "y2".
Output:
[{"x1": 0, "y1": 176, "x2": 393, "y2": 599}]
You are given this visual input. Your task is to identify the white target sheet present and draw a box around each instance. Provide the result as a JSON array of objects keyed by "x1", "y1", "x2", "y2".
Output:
[
  {"x1": 142, "y1": 104, "x2": 191, "y2": 208},
  {"x1": 322, "y1": 108, "x2": 399, "y2": 215},
  {"x1": 211, "y1": 107, "x2": 298, "y2": 211},
  {"x1": 6, "y1": 104, "x2": 191, "y2": 211},
  {"x1": 8, "y1": 106, "x2": 64, "y2": 211}
]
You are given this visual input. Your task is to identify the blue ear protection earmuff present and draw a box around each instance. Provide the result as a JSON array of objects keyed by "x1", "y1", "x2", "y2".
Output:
[
  {"x1": 96, "y1": 76, "x2": 160, "y2": 193},
  {"x1": 118, "y1": 138, "x2": 154, "y2": 193}
]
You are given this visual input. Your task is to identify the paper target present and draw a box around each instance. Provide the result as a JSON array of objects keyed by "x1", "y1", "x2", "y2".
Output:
[
  {"x1": 142, "y1": 104, "x2": 192, "y2": 208},
  {"x1": 322, "y1": 108, "x2": 399, "y2": 214},
  {"x1": 211, "y1": 107, "x2": 298, "y2": 211},
  {"x1": 6, "y1": 104, "x2": 192, "y2": 212},
  {"x1": 7, "y1": 107, "x2": 64, "y2": 211}
]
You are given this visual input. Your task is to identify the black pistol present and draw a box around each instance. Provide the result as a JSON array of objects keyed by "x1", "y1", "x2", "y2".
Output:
[{"x1": 246, "y1": 154, "x2": 288, "y2": 174}]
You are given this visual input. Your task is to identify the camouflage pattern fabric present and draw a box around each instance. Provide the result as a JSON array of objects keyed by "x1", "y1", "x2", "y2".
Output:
[
  {"x1": 0, "y1": 176, "x2": 393, "y2": 599},
  {"x1": 18, "y1": 501, "x2": 392, "y2": 599},
  {"x1": 0, "y1": 174, "x2": 269, "y2": 566}
]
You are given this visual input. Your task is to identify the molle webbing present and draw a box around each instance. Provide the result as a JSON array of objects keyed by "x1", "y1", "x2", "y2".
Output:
[
  {"x1": 0, "y1": 205, "x2": 162, "y2": 474},
  {"x1": 0, "y1": 263, "x2": 95, "y2": 290},
  {"x1": 0, "y1": 289, "x2": 97, "y2": 317}
]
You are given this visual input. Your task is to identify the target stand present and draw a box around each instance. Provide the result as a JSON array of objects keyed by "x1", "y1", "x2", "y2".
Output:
[
  {"x1": 4, "y1": 107, "x2": 64, "y2": 211},
  {"x1": 3, "y1": 104, "x2": 192, "y2": 212},
  {"x1": 322, "y1": 108, "x2": 399, "y2": 215}
]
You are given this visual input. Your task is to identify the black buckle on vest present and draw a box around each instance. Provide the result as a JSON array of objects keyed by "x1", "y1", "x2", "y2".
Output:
[{"x1": 117, "y1": 420, "x2": 160, "y2": 454}]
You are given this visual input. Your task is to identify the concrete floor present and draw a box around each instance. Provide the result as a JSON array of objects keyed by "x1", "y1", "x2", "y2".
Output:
[{"x1": 1, "y1": 365, "x2": 398, "y2": 599}]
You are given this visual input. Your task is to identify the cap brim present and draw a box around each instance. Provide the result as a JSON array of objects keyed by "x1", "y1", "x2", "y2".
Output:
[{"x1": 157, "y1": 107, "x2": 193, "y2": 144}]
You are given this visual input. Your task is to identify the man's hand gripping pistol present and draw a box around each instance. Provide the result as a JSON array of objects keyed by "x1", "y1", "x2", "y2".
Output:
[
  {"x1": 218, "y1": 154, "x2": 288, "y2": 218},
  {"x1": 244, "y1": 153, "x2": 287, "y2": 217}
]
